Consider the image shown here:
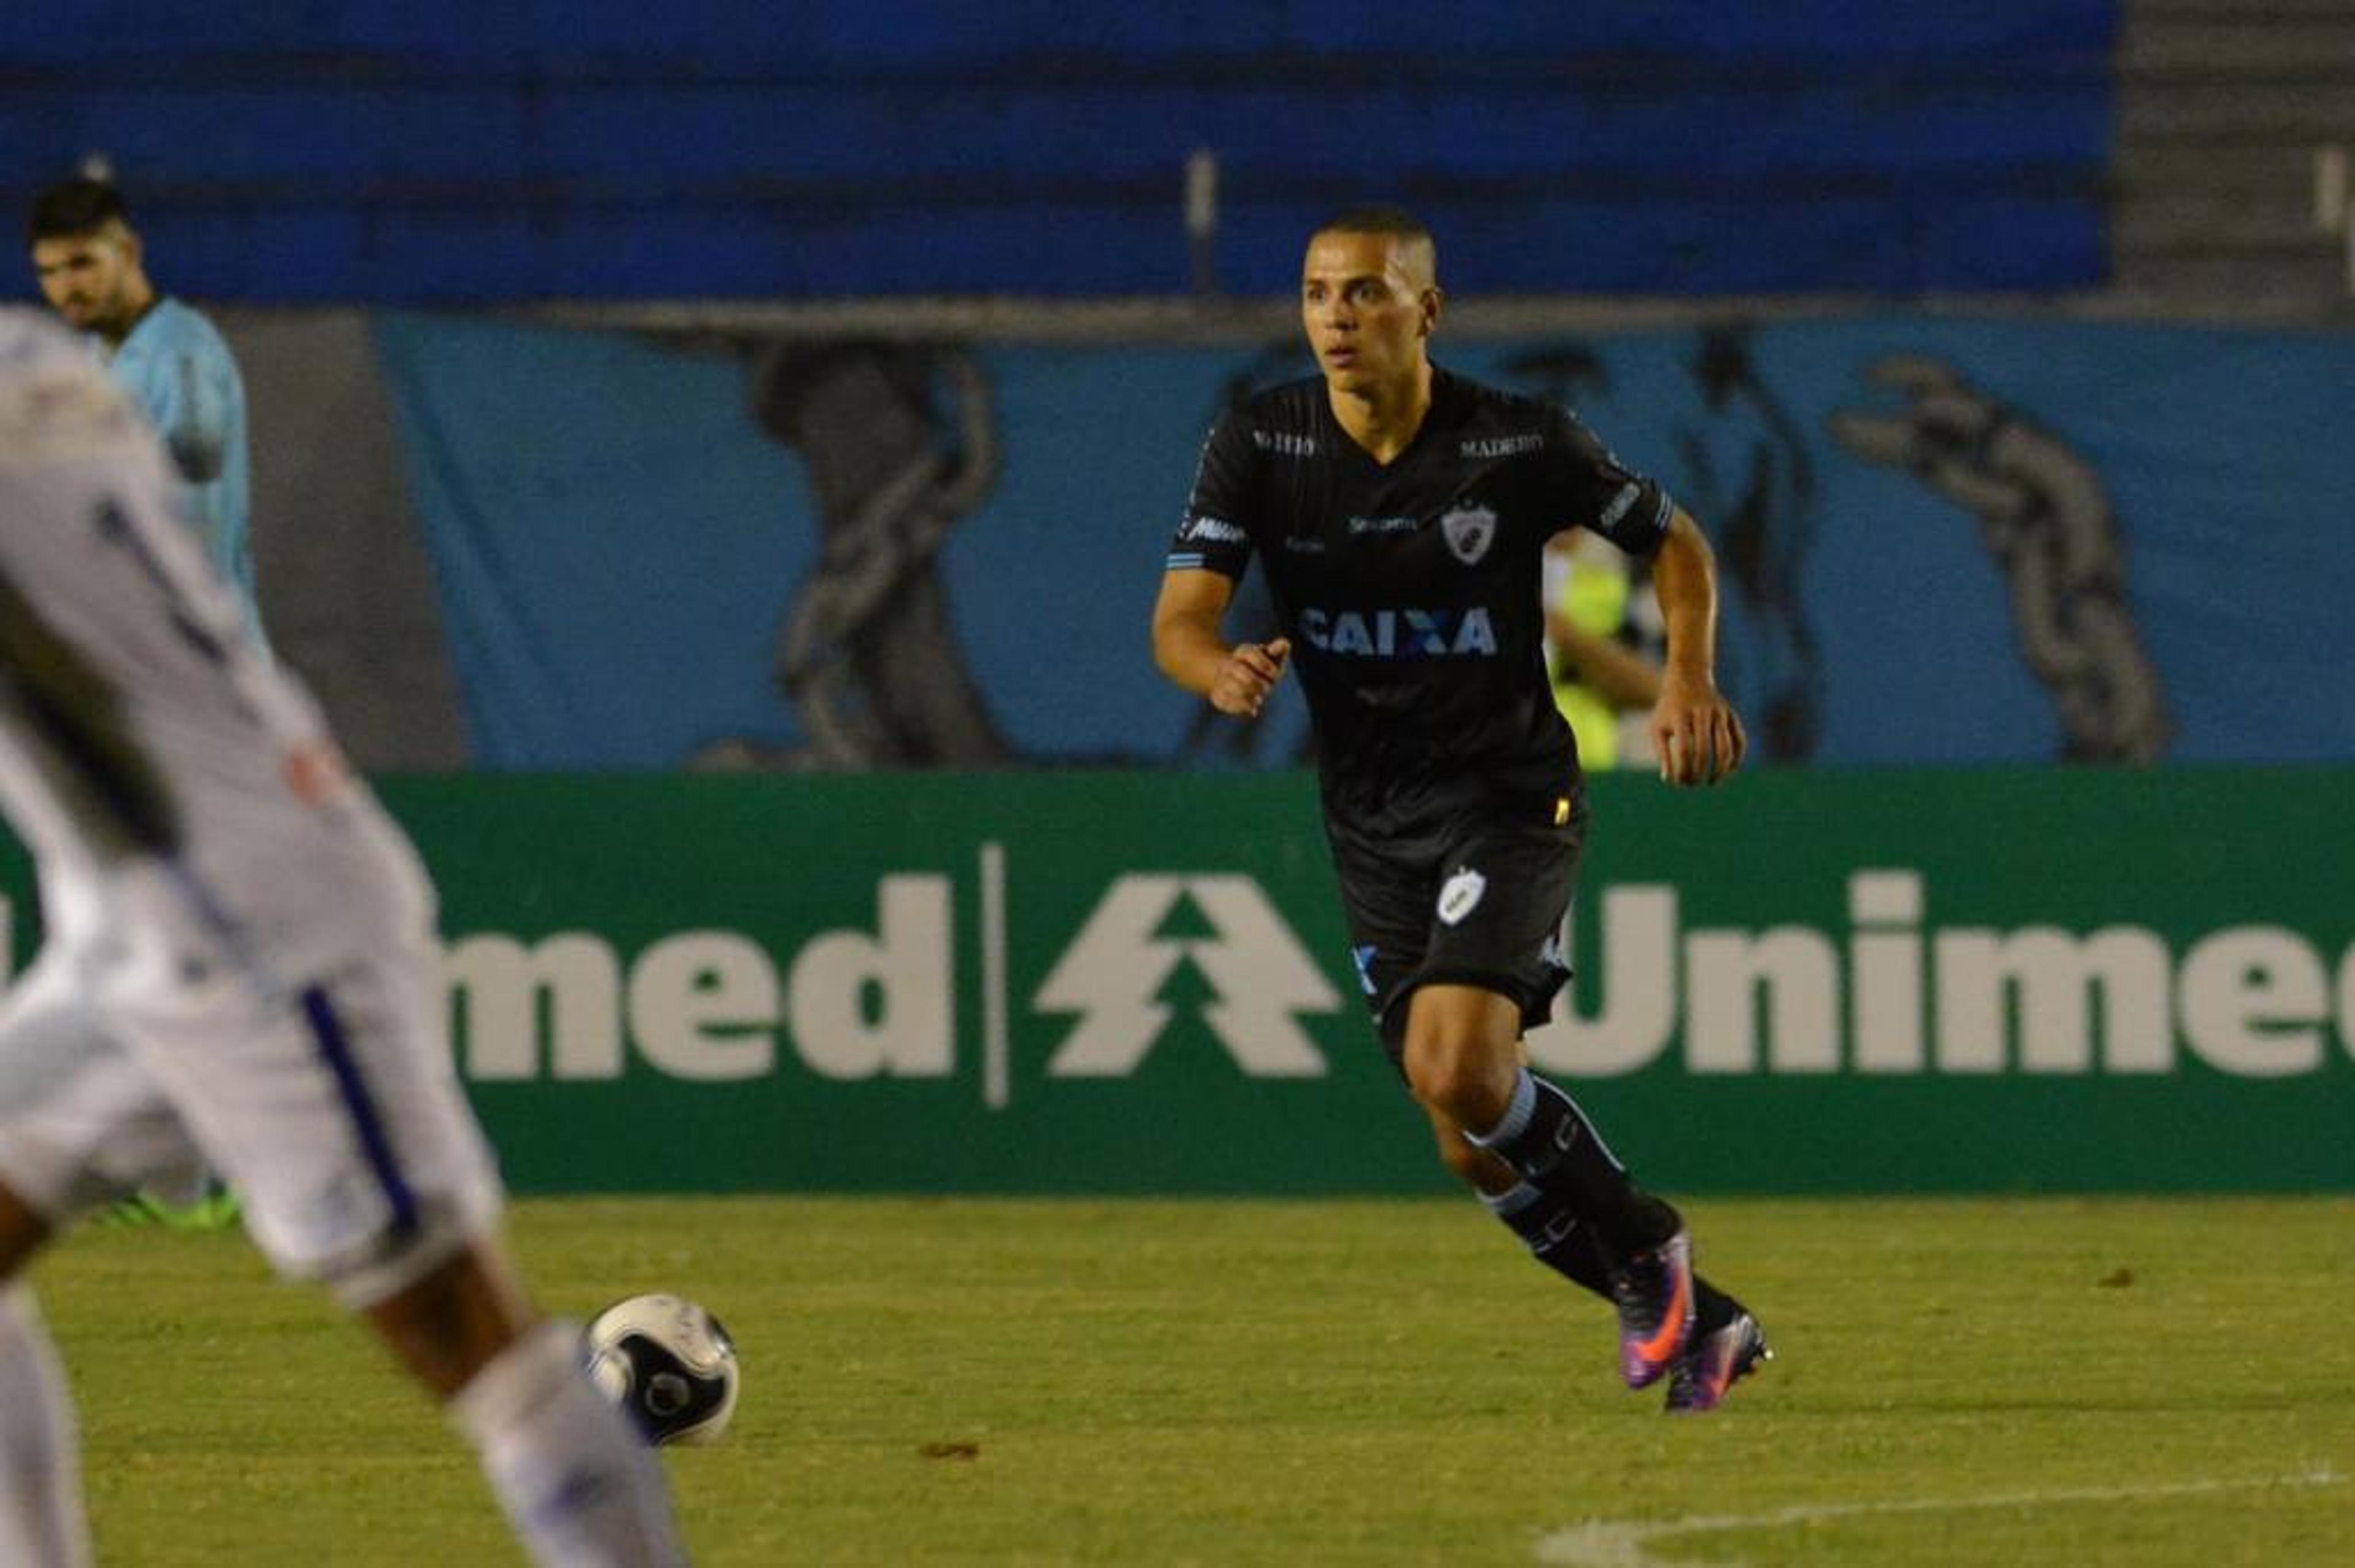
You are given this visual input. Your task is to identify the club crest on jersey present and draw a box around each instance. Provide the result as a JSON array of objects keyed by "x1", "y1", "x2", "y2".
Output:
[
  {"x1": 1439, "y1": 503, "x2": 1498, "y2": 565},
  {"x1": 1437, "y1": 866, "x2": 1487, "y2": 926}
]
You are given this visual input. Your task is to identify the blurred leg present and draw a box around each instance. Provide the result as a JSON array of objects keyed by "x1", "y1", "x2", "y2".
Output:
[
  {"x1": 0, "y1": 1184, "x2": 87, "y2": 1568},
  {"x1": 103, "y1": 909, "x2": 686, "y2": 1564},
  {"x1": 361, "y1": 1239, "x2": 687, "y2": 1568}
]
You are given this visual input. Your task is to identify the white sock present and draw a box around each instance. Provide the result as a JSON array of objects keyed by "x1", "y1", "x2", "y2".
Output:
[
  {"x1": 451, "y1": 1320, "x2": 686, "y2": 1568},
  {"x1": 0, "y1": 1283, "x2": 90, "y2": 1568}
]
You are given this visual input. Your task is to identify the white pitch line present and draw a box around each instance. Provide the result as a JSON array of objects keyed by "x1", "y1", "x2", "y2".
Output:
[{"x1": 1534, "y1": 1467, "x2": 2345, "y2": 1568}]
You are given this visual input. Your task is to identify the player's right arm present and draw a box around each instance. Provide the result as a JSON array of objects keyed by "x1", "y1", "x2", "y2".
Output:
[
  {"x1": 1152, "y1": 568, "x2": 1291, "y2": 717},
  {"x1": 1153, "y1": 407, "x2": 1290, "y2": 718}
]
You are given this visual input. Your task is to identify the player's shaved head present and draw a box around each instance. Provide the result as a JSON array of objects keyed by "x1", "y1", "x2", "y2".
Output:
[{"x1": 1310, "y1": 205, "x2": 1438, "y2": 288}]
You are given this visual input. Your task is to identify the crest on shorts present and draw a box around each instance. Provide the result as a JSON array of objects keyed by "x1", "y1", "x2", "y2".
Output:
[
  {"x1": 1439, "y1": 502, "x2": 1498, "y2": 565},
  {"x1": 1437, "y1": 866, "x2": 1487, "y2": 926}
]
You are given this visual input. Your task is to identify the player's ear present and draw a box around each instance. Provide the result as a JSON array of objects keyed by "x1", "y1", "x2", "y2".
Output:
[
  {"x1": 1419, "y1": 286, "x2": 1444, "y2": 338},
  {"x1": 99, "y1": 218, "x2": 140, "y2": 268}
]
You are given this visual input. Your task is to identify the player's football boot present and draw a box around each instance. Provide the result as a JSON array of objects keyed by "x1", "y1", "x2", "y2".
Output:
[
  {"x1": 1663, "y1": 1310, "x2": 1771, "y2": 1414},
  {"x1": 96, "y1": 1178, "x2": 243, "y2": 1231},
  {"x1": 1608, "y1": 1228, "x2": 1694, "y2": 1389}
]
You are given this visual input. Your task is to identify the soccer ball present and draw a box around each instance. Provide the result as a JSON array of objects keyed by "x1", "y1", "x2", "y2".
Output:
[{"x1": 582, "y1": 1293, "x2": 740, "y2": 1446}]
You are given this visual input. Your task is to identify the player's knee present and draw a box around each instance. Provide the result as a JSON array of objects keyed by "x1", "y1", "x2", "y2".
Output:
[{"x1": 1401, "y1": 1028, "x2": 1511, "y2": 1124}]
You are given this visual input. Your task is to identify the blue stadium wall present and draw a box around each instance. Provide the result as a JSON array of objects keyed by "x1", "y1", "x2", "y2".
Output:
[{"x1": 3, "y1": 2, "x2": 2116, "y2": 300}]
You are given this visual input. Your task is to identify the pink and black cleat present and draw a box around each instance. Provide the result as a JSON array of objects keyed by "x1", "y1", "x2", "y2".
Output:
[
  {"x1": 1609, "y1": 1229, "x2": 1695, "y2": 1390},
  {"x1": 1664, "y1": 1310, "x2": 1772, "y2": 1414}
]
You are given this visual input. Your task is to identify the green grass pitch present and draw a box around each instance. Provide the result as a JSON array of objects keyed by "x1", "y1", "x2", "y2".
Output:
[{"x1": 32, "y1": 1196, "x2": 2355, "y2": 1565}]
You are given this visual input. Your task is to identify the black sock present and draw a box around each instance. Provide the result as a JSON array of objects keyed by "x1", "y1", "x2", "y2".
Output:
[
  {"x1": 1480, "y1": 1182, "x2": 1612, "y2": 1298},
  {"x1": 1466, "y1": 1068, "x2": 1680, "y2": 1255},
  {"x1": 1482, "y1": 1180, "x2": 1742, "y2": 1331},
  {"x1": 1692, "y1": 1276, "x2": 1742, "y2": 1336}
]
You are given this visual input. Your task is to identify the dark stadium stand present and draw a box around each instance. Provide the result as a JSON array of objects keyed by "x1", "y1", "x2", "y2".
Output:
[{"x1": 0, "y1": 3, "x2": 2118, "y2": 300}]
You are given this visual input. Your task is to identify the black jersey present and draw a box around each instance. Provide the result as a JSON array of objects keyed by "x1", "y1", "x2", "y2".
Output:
[{"x1": 1167, "y1": 367, "x2": 1674, "y2": 839}]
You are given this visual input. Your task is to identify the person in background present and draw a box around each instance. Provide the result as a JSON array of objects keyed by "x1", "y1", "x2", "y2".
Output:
[
  {"x1": 1542, "y1": 530, "x2": 1666, "y2": 773},
  {"x1": 28, "y1": 176, "x2": 262, "y2": 648}
]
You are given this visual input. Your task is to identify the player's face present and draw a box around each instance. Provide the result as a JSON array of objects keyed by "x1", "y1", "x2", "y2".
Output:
[
  {"x1": 31, "y1": 228, "x2": 142, "y2": 339},
  {"x1": 1300, "y1": 230, "x2": 1439, "y2": 396}
]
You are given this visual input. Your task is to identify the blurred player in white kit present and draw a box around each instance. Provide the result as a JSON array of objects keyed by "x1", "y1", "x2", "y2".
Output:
[{"x1": 0, "y1": 308, "x2": 686, "y2": 1567}]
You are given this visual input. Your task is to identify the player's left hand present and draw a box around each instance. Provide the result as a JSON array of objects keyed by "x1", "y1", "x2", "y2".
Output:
[{"x1": 1652, "y1": 671, "x2": 1747, "y2": 786}]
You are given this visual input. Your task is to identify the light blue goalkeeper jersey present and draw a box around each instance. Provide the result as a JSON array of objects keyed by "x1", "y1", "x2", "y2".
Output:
[{"x1": 107, "y1": 297, "x2": 263, "y2": 647}]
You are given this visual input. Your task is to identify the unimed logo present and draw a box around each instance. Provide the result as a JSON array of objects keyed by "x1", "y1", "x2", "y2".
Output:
[
  {"x1": 450, "y1": 875, "x2": 956, "y2": 1084},
  {"x1": 13, "y1": 858, "x2": 2322, "y2": 1096},
  {"x1": 1530, "y1": 869, "x2": 2355, "y2": 1079},
  {"x1": 1032, "y1": 874, "x2": 1337, "y2": 1077},
  {"x1": 439, "y1": 868, "x2": 1342, "y2": 1094}
]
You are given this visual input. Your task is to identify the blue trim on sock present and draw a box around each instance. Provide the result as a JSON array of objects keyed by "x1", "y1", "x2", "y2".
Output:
[
  {"x1": 1466, "y1": 1067, "x2": 1537, "y2": 1149},
  {"x1": 1480, "y1": 1181, "x2": 1544, "y2": 1218}
]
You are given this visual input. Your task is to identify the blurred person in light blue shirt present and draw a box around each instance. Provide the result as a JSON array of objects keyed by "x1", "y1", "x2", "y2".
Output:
[{"x1": 28, "y1": 177, "x2": 263, "y2": 650}]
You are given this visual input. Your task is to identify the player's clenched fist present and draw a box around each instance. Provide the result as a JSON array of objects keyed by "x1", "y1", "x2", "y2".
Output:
[
  {"x1": 1211, "y1": 637, "x2": 1291, "y2": 717},
  {"x1": 1652, "y1": 670, "x2": 1747, "y2": 787}
]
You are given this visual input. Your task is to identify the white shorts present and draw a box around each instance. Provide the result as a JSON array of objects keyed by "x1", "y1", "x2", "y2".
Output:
[{"x1": 0, "y1": 897, "x2": 505, "y2": 1309}]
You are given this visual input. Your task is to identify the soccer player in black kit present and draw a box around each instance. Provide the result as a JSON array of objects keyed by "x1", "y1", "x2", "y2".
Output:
[{"x1": 1152, "y1": 207, "x2": 1769, "y2": 1412}]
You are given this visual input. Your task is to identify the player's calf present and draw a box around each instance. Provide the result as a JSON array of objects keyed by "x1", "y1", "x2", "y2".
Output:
[
  {"x1": 367, "y1": 1244, "x2": 687, "y2": 1567},
  {"x1": 1463, "y1": 1067, "x2": 1682, "y2": 1255},
  {"x1": 0, "y1": 1181, "x2": 49, "y2": 1285},
  {"x1": 452, "y1": 1317, "x2": 687, "y2": 1568}
]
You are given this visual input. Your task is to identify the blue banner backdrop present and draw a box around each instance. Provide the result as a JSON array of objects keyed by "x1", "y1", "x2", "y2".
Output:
[{"x1": 371, "y1": 312, "x2": 2355, "y2": 771}]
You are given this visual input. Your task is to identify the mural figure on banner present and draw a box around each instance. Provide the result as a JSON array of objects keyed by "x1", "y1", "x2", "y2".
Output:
[
  {"x1": 1505, "y1": 328, "x2": 1823, "y2": 762},
  {"x1": 1671, "y1": 326, "x2": 1821, "y2": 762},
  {"x1": 1829, "y1": 357, "x2": 2172, "y2": 763},
  {"x1": 694, "y1": 340, "x2": 1014, "y2": 770}
]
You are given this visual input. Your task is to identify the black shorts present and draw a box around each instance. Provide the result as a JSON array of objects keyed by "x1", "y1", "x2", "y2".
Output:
[{"x1": 1325, "y1": 803, "x2": 1586, "y2": 1067}]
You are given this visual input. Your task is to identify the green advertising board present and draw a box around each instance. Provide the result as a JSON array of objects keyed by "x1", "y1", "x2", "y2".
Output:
[{"x1": 1, "y1": 767, "x2": 2348, "y2": 1195}]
